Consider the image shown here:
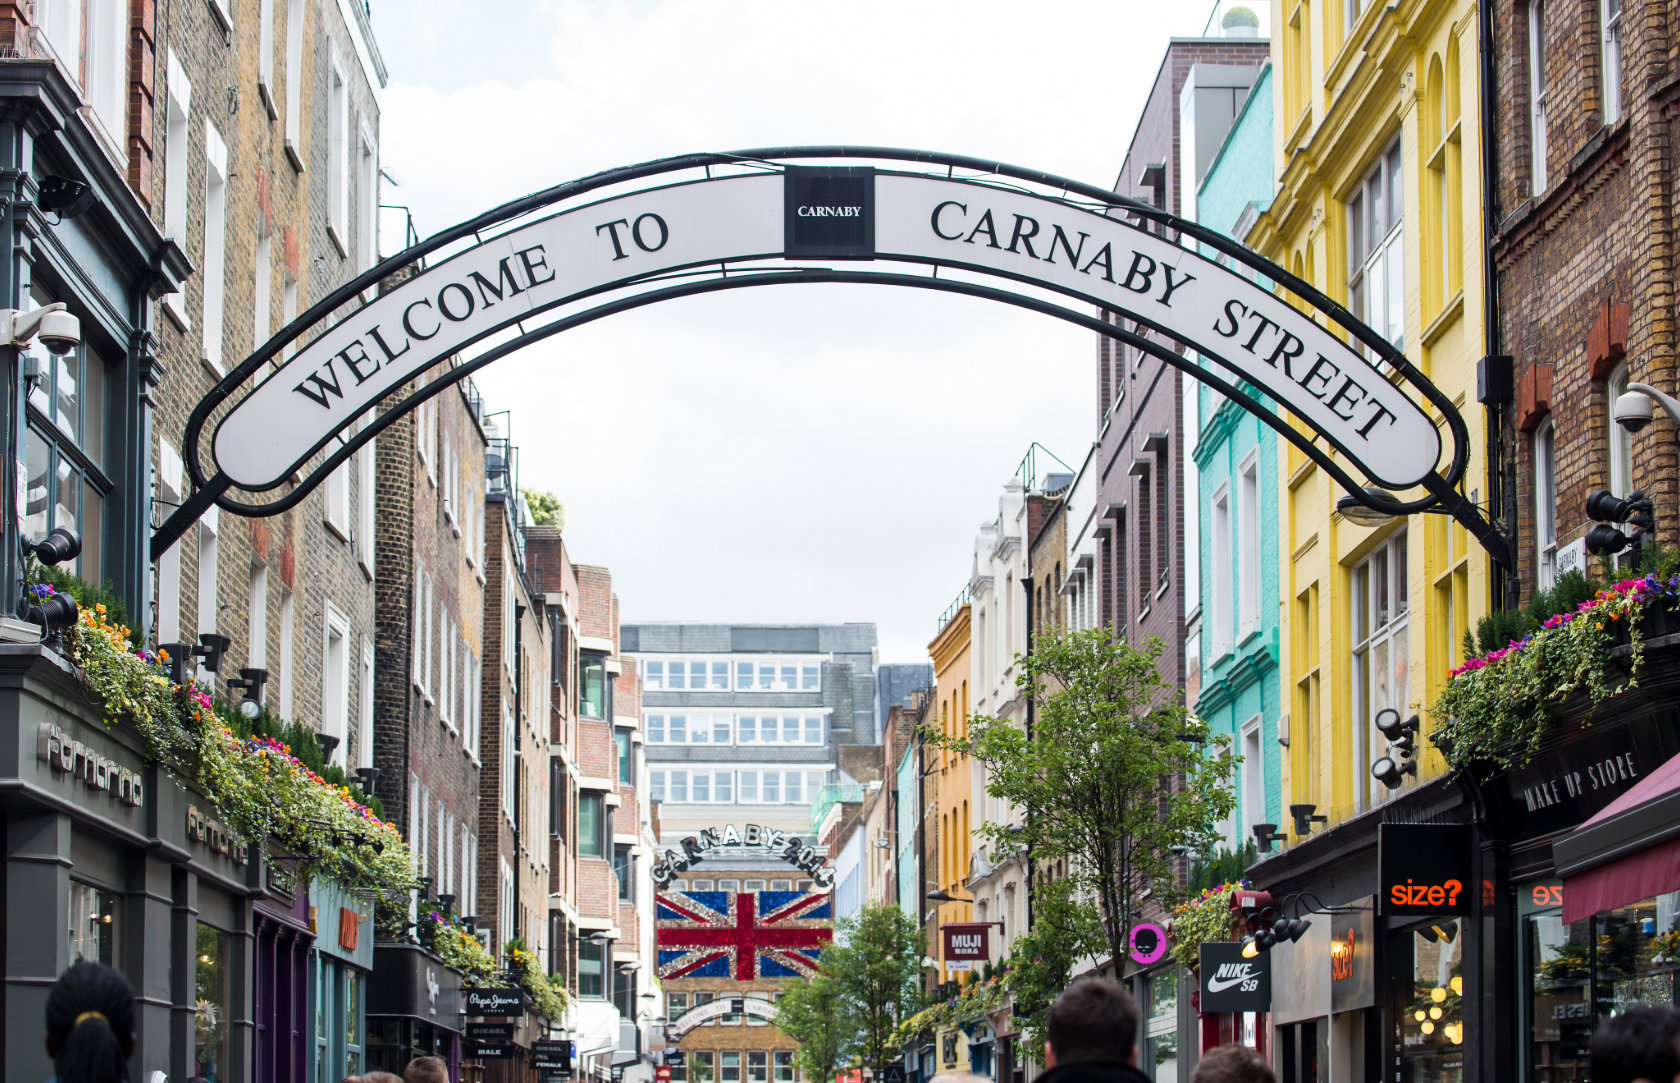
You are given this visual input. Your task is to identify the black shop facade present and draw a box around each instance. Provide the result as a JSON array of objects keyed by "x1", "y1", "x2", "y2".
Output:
[{"x1": 1243, "y1": 653, "x2": 1680, "y2": 1083}]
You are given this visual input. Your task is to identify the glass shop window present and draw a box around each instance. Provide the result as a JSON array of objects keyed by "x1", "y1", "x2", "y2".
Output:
[
  {"x1": 1521, "y1": 883, "x2": 1680, "y2": 1083},
  {"x1": 345, "y1": 969, "x2": 363, "y2": 1078},
  {"x1": 23, "y1": 292, "x2": 109, "y2": 583},
  {"x1": 774, "y1": 1051, "x2": 796, "y2": 1082},
  {"x1": 196, "y1": 923, "x2": 232, "y2": 1083},
  {"x1": 68, "y1": 882, "x2": 120, "y2": 969},
  {"x1": 721, "y1": 1051, "x2": 743, "y2": 1081},
  {"x1": 748, "y1": 1051, "x2": 770, "y2": 1081},
  {"x1": 1399, "y1": 919, "x2": 1465, "y2": 1083},
  {"x1": 1146, "y1": 972, "x2": 1179, "y2": 1083}
]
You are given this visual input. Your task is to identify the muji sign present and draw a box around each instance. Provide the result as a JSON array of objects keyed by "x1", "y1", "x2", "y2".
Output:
[
  {"x1": 942, "y1": 922, "x2": 992, "y2": 971},
  {"x1": 159, "y1": 148, "x2": 1490, "y2": 565}
]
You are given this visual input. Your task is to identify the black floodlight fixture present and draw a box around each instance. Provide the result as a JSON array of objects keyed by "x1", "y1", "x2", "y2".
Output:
[
  {"x1": 227, "y1": 668, "x2": 268, "y2": 720},
  {"x1": 1290, "y1": 803, "x2": 1328, "y2": 836},
  {"x1": 25, "y1": 526, "x2": 81, "y2": 565},
  {"x1": 195, "y1": 633, "x2": 233, "y2": 674}
]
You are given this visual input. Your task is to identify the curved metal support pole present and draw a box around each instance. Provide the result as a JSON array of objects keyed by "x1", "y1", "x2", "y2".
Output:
[{"x1": 151, "y1": 268, "x2": 1490, "y2": 561}]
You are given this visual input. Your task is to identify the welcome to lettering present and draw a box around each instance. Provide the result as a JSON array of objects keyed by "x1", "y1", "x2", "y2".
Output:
[{"x1": 290, "y1": 244, "x2": 557, "y2": 410}]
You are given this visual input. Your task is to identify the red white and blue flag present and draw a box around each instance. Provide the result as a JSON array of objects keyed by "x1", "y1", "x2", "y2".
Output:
[{"x1": 655, "y1": 891, "x2": 832, "y2": 980}]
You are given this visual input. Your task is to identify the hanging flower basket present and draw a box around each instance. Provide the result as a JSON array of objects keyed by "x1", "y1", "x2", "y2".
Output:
[
  {"x1": 1432, "y1": 574, "x2": 1680, "y2": 774},
  {"x1": 1169, "y1": 882, "x2": 1249, "y2": 972}
]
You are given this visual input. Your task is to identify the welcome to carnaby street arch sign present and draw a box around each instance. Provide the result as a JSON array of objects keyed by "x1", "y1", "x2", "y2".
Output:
[{"x1": 153, "y1": 147, "x2": 1506, "y2": 566}]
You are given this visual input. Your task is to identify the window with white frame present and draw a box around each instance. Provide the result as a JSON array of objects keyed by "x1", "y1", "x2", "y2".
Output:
[
  {"x1": 277, "y1": 586, "x2": 295, "y2": 720},
  {"x1": 196, "y1": 510, "x2": 219, "y2": 667},
  {"x1": 360, "y1": 638, "x2": 374, "y2": 770},
  {"x1": 1210, "y1": 484, "x2": 1232, "y2": 657},
  {"x1": 202, "y1": 123, "x2": 229, "y2": 371},
  {"x1": 502, "y1": 705, "x2": 515, "y2": 820},
  {"x1": 439, "y1": 615, "x2": 454, "y2": 730},
  {"x1": 1529, "y1": 1, "x2": 1548, "y2": 193},
  {"x1": 731, "y1": 770, "x2": 830, "y2": 804},
  {"x1": 1602, "y1": 0, "x2": 1623, "y2": 123},
  {"x1": 284, "y1": 0, "x2": 304, "y2": 162},
  {"x1": 1349, "y1": 141, "x2": 1405, "y2": 357},
  {"x1": 358, "y1": 125, "x2": 378, "y2": 273},
  {"x1": 327, "y1": 45, "x2": 348, "y2": 252},
  {"x1": 1535, "y1": 418, "x2": 1557, "y2": 590},
  {"x1": 1241, "y1": 715, "x2": 1264, "y2": 842},
  {"x1": 247, "y1": 561, "x2": 268, "y2": 668},
  {"x1": 1609, "y1": 361, "x2": 1633, "y2": 496},
  {"x1": 161, "y1": 52, "x2": 192, "y2": 328},
  {"x1": 1352, "y1": 531, "x2": 1409, "y2": 811},
  {"x1": 1239, "y1": 455, "x2": 1261, "y2": 638},
  {"x1": 324, "y1": 607, "x2": 351, "y2": 768},
  {"x1": 258, "y1": 0, "x2": 276, "y2": 114},
  {"x1": 358, "y1": 420, "x2": 375, "y2": 576}
]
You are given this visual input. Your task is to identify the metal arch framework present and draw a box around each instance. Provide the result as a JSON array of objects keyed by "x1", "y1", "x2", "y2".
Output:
[{"x1": 152, "y1": 146, "x2": 1510, "y2": 567}]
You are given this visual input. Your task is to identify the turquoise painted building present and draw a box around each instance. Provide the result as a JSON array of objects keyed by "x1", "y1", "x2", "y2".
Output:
[{"x1": 1190, "y1": 62, "x2": 1283, "y2": 851}]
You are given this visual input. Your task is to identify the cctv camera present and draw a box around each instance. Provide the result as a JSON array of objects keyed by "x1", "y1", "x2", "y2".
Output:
[
  {"x1": 1616, "y1": 390, "x2": 1655, "y2": 433},
  {"x1": 35, "y1": 309, "x2": 80, "y2": 355}
]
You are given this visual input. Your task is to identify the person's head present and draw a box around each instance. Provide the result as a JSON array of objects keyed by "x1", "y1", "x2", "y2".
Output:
[
  {"x1": 404, "y1": 1055, "x2": 450, "y2": 1083},
  {"x1": 351, "y1": 1074, "x2": 407, "y2": 1083},
  {"x1": 1044, "y1": 978, "x2": 1140, "y2": 1067},
  {"x1": 1593, "y1": 1006, "x2": 1680, "y2": 1083},
  {"x1": 1192, "y1": 1044, "x2": 1276, "y2": 1083},
  {"x1": 44, "y1": 962, "x2": 137, "y2": 1083}
]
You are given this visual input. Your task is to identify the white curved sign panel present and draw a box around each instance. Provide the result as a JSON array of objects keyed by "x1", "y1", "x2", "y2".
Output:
[{"x1": 214, "y1": 171, "x2": 1438, "y2": 491}]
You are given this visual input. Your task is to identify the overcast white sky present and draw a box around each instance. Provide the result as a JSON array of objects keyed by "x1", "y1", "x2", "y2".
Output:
[{"x1": 371, "y1": 0, "x2": 1222, "y2": 665}]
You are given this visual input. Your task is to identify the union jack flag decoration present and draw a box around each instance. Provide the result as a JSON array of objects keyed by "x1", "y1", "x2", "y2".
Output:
[{"x1": 656, "y1": 891, "x2": 832, "y2": 980}]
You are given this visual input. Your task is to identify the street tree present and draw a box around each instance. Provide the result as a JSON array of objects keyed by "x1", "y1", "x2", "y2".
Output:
[
  {"x1": 772, "y1": 970, "x2": 846, "y2": 1082},
  {"x1": 927, "y1": 628, "x2": 1236, "y2": 981},
  {"x1": 824, "y1": 904, "x2": 926, "y2": 1078}
]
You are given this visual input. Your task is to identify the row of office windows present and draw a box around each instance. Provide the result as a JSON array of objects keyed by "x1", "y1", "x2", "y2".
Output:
[
  {"x1": 666, "y1": 878, "x2": 814, "y2": 893},
  {"x1": 646, "y1": 714, "x2": 825, "y2": 746},
  {"x1": 642, "y1": 659, "x2": 823, "y2": 692},
  {"x1": 668, "y1": 1049, "x2": 799, "y2": 1083},
  {"x1": 649, "y1": 769, "x2": 830, "y2": 804}
]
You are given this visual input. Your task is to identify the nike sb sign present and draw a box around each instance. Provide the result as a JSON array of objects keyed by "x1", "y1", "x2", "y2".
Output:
[{"x1": 1200, "y1": 942, "x2": 1271, "y2": 1012}]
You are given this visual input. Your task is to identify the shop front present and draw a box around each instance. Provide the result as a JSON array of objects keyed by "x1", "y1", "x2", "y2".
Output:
[
  {"x1": 369, "y1": 941, "x2": 466, "y2": 1079},
  {"x1": 3, "y1": 646, "x2": 262, "y2": 1083},
  {"x1": 311, "y1": 882, "x2": 375, "y2": 1081},
  {"x1": 1246, "y1": 779, "x2": 1477, "y2": 1083}
]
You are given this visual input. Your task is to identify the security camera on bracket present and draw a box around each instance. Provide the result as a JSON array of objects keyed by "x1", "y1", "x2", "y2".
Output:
[{"x1": 0, "y1": 302, "x2": 82, "y2": 356}]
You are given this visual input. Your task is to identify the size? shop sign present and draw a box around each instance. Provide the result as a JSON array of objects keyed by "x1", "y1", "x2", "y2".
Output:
[
  {"x1": 1199, "y1": 942, "x2": 1270, "y2": 1013},
  {"x1": 1379, "y1": 822, "x2": 1472, "y2": 916}
]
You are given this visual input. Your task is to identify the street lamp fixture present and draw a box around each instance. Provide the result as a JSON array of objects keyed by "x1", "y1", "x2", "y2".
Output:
[
  {"x1": 1336, "y1": 487, "x2": 1402, "y2": 528},
  {"x1": 926, "y1": 889, "x2": 970, "y2": 903}
]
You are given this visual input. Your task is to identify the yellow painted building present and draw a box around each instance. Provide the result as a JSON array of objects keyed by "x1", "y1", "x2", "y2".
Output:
[
  {"x1": 928, "y1": 599, "x2": 974, "y2": 978},
  {"x1": 1256, "y1": 0, "x2": 1490, "y2": 831}
]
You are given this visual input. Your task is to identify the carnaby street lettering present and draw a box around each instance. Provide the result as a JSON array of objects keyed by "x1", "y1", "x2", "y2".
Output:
[
  {"x1": 797, "y1": 205, "x2": 863, "y2": 217},
  {"x1": 899, "y1": 177, "x2": 1432, "y2": 483}
]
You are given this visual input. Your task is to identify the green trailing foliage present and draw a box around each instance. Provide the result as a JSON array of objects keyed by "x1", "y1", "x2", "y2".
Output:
[
  {"x1": 33, "y1": 563, "x2": 142, "y2": 649},
  {"x1": 1188, "y1": 843, "x2": 1257, "y2": 894},
  {"x1": 521, "y1": 488, "x2": 565, "y2": 530}
]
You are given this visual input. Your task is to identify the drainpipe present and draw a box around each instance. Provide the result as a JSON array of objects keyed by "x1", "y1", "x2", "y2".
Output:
[
  {"x1": 1479, "y1": 0, "x2": 1515, "y2": 612},
  {"x1": 1022, "y1": 572, "x2": 1034, "y2": 933}
]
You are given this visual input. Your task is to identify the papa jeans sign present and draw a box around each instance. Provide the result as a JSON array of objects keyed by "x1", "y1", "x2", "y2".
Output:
[{"x1": 211, "y1": 170, "x2": 1439, "y2": 494}]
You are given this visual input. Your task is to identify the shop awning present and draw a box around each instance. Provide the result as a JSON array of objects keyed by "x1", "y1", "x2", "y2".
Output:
[{"x1": 1556, "y1": 751, "x2": 1680, "y2": 923}]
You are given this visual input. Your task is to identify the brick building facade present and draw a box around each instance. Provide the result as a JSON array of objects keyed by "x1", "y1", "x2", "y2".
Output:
[
  {"x1": 476, "y1": 439, "x2": 550, "y2": 964},
  {"x1": 371, "y1": 364, "x2": 488, "y2": 928},
  {"x1": 149, "y1": 0, "x2": 385, "y2": 764},
  {"x1": 1490, "y1": 0, "x2": 1680, "y2": 588}
]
